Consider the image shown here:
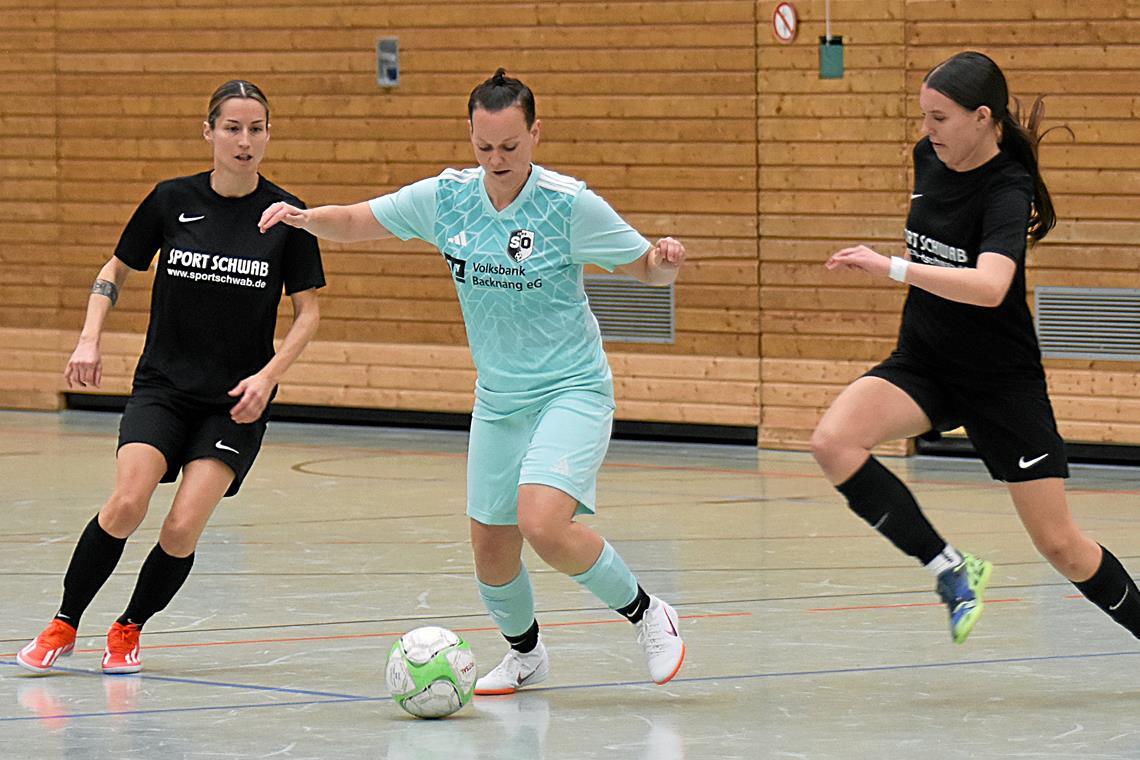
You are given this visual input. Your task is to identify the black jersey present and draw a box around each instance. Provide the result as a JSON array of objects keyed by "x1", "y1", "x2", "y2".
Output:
[
  {"x1": 898, "y1": 137, "x2": 1042, "y2": 381},
  {"x1": 114, "y1": 172, "x2": 324, "y2": 403}
]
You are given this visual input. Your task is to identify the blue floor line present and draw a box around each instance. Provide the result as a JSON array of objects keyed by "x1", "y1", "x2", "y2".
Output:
[
  {"x1": 0, "y1": 696, "x2": 384, "y2": 723},
  {"x1": 534, "y1": 647, "x2": 1140, "y2": 693},
  {"x1": 0, "y1": 659, "x2": 374, "y2": 700},
  {"x1": 3, "y1": 648, "x2": 1138, "y2": 723}
]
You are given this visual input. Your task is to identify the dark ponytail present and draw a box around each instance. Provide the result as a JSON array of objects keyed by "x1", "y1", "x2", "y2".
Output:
[
  {"x1": 924, "y1": 52, "x2": 1068, "y2": 243},
  {"x1": 467, "y1": 68, "x2": 536, "y2": 127},
  {"x1": 1001, "y1": 98, "x2": 1073, "y2": 242}
]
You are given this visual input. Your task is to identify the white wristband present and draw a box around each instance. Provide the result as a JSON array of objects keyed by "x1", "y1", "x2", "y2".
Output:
[{"x1": 889, "y1": 256, "x2": 909, "y2": 283}]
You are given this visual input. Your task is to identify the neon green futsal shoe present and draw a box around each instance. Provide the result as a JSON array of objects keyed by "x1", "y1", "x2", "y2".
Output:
[{"x1": 936, "y1": 553, "x2": 993, "y2": 644}]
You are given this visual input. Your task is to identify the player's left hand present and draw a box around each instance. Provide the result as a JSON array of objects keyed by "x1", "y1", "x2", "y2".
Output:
[
  {"x1": 258, "y1": 202, "x2": 309, "y2": 233},
  {"x1": 650, "y1": 237, "x2": 686, "y2": 271},
  {"x1": 228, "y1": 373, "x2": 275, "y2": 424},
  {"x1": 826, "y1": 245, "x2": 891, "y2": 278}
]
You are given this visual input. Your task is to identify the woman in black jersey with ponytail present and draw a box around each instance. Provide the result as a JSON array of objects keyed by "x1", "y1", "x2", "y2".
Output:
[
  {"x1": 812, "y1": 52, "x2": 1140, "y2": 645},
  {"x1": 17, "y1": 80, "x2": 325, "y2": 675}
]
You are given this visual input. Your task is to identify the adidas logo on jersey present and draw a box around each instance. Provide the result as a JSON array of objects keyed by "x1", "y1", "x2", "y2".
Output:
[{"x1": 447, "y1": 231, "x2": 470, "y2": 247}]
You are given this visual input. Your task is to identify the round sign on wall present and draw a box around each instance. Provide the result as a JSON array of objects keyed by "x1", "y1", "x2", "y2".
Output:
[{"x1": 773, "y1": 2, "x2": 798, "y2": 44}]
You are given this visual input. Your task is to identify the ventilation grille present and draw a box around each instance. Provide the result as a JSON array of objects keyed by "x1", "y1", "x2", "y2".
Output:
[
  {"x1": 1035, "y1": 287, "x2": 1140, "y2": 361},
  {"x1": 584, "y1": 274, "x2": 675, "y2": 344}
]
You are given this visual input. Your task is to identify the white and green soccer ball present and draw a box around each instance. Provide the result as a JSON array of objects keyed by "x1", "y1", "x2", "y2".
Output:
[{"x1": 385, "y1": 626, "x2": 477, "y2": 719}]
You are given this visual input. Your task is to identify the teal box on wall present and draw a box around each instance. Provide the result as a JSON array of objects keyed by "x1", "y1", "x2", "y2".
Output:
[{"x1": 819, "y1": 35, "x2": 844, "y2": 79}]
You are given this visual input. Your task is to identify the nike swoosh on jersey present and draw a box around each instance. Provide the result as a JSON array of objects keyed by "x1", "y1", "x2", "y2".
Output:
[
  {"x1": 179, "y1": 213, "x2": 205, "y2": 223},
  {"x1": 215, "y1": 440, "x2": 240, "y2": 454},
  {"x1": 1018, "y1": 453, "x2": 1049, "y2": 469},
  {"x1": 910, "y1": 194, "x2": 923, "y2": 200}
]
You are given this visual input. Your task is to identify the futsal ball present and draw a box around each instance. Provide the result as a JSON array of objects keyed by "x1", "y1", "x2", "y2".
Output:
[{"x1": 385, "y1": 626, "x2": 477, "y2": 719}]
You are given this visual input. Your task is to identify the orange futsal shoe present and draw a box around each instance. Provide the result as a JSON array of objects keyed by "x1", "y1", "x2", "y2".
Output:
[
  {"x1": 16, "y1": 619, "x2": 78, "y2": 674},
  {"x1": 102, "y1": 622, "x2": 142, "y2": 674}
]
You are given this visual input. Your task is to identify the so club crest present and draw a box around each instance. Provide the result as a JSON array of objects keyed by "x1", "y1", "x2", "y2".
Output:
[{"x1": 507, "y1": 229, "x2": 535, "y2": 262}]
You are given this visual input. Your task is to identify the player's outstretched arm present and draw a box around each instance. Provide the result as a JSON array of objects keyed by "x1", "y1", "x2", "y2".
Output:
[
  {"x1": 258, "y1": 200, "x2": 395, "y2": 243},
  {"x1": 617, "y1": 237, "x2": 686, "y2": 286},
  {"x1": 228, "y1": 287, "x2": 320, "y2": 424},
  {"x1": 65, "y1": 256, "x2": 132, "y2": 389},
  {"x1": 826, "y1": 245, "x2": 1015, "y2": 307}
]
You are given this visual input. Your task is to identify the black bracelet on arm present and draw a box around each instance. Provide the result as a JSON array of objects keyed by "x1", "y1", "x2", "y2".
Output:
[{"x1": 91, "y1": 278, "x2": 119, "y2": 306}]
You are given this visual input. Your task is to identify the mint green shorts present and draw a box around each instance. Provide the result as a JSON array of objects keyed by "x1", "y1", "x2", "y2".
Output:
[{"x1": 466, "y1": 390, "x2": 615, "y2": 526}]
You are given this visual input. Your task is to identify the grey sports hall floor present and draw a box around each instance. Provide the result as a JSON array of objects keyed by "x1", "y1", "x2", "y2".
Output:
[{"x1": 1, "y1": 409, "x2": 1137, "y2": 759}]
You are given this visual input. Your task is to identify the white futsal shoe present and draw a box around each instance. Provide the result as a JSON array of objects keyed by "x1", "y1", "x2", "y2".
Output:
[
  {"x1": 635, "y1": 596, "x2": 685, "y2": 685},
  {"x1": 474, "y1": 636, "x2": 549, "y2": 696}
]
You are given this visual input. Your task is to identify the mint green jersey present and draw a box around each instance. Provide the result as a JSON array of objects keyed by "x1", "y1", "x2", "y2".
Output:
[{"x1": 369, "y1": 164, "x2": 649, "y2": 416}]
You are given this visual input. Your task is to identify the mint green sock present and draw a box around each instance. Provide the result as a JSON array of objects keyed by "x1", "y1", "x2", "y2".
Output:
[
  {"x1": 571, "y1": 540, "x2": 638, "y2": 609},
  {"x1": 477, "y1": 565, "x2": 536, "y2": 637}
]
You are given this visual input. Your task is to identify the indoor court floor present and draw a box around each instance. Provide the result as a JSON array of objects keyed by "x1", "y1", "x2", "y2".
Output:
[{"x1": 1, "y1": 409, "x2": 1138, "y2": 759}]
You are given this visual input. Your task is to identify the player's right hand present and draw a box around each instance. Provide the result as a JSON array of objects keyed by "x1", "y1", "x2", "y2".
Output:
[
  {"x1": 825, "y1": 245, "x2": 891, "y2": 279},
  {"x1": 64, "y1": 339, "x2": 102, "y2": 389},
  {"x1": 258, "y1": 201, "x2": 309, "y2": 233}
]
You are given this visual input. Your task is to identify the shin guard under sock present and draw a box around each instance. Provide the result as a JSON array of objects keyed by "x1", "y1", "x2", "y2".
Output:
[
  {"x1": 118, "y1": 543, "x2": 195, "y2": 628},
  {"x1": 56, "y1": 515, "x2": 128, "y2": 627},
  {"x1": 1073, "y1": 545, "x2": 1140, "y2": 639},
  {"x1": 836, "y1": 457, "x2": 948, "y2": 565}
]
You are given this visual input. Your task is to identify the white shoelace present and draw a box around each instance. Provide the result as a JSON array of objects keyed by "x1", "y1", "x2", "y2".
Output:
[
  {"x1": 487, "y1": 649, "x2": 540, "y2": 680},
  {"x1": 637, "y1": 613, "x2": 671, "y2": 656}
]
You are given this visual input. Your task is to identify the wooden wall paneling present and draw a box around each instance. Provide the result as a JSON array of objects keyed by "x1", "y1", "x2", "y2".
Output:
[
  {"x1": 0, "y1": 1, "x2": 757, "y2": 431},
  {"x1": 9, "y1": 1, "x2": 1140, "y2": 450}
]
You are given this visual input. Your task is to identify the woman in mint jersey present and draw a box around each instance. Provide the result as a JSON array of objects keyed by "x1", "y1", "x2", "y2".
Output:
[{"x1": 259, "y1": 69, "x2": 688, "y2": 693}]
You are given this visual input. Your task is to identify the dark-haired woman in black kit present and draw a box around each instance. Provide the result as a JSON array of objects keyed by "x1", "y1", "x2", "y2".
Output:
[
  {"x1": 812, "y1": 52, "x2": 1140, "y2": 645},
  {"x1": 17, "y1": 80, "x2": 325, "y2": 675}
]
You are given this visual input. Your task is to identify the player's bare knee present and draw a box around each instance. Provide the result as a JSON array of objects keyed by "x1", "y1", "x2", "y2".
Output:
[
  {"x1": 101, "y1": 491, "x2": 149, "y2": 534},
  {"x1": 516, "y1": 515, "x2": 547, "y2": 548},
  {"x1": 158, "y1": 520, "x2": 200, "y2": 557},
  {"x1": 810, "y1": 423, "x2": 849, "y2": 467},
  {"x1": 517, "y1": 515, "x2": 563, "y2": 559}
]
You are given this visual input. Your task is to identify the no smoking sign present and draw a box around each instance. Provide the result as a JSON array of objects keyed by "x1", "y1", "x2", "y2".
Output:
[{"x1": 773, "y1": 2, "x2": 798, "y2": 44}]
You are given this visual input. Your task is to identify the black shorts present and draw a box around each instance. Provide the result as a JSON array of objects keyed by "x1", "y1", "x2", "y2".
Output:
[
  {"x1": 117, "y1": 385, "x2": 269, "y2": 497},
  {"x1": 865, "y1": 351, "x2": 1069, "y2": 483}
]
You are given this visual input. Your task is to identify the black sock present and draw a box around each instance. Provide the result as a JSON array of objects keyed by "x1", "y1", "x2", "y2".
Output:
[
  {"x1": 117, "y1": 543, "x2": 195, "y2": 629},
  {"x1": 504, "y1": 619, "x2": 540, "y2": 654},
  {"x1": 836, "y1": 457, "x2": 947, "y2": 565},
  {"x1": 1073, "y1": 545, "x2": 1140, "y2": 639},
  {"x1": 56, "y1": 515, "x2": 128, "y2": 628},
  {"x1": 617, "y1": 585, "x2": 651, "y2": 624}
]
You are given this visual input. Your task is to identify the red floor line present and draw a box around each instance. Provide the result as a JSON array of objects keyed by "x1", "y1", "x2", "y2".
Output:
[
  {"x1": 809, "y1": 598, "x2": 1023, "y2": 612},
  {"x1": 0, "y1": 612, "x2": 750, "y2": 658}
]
